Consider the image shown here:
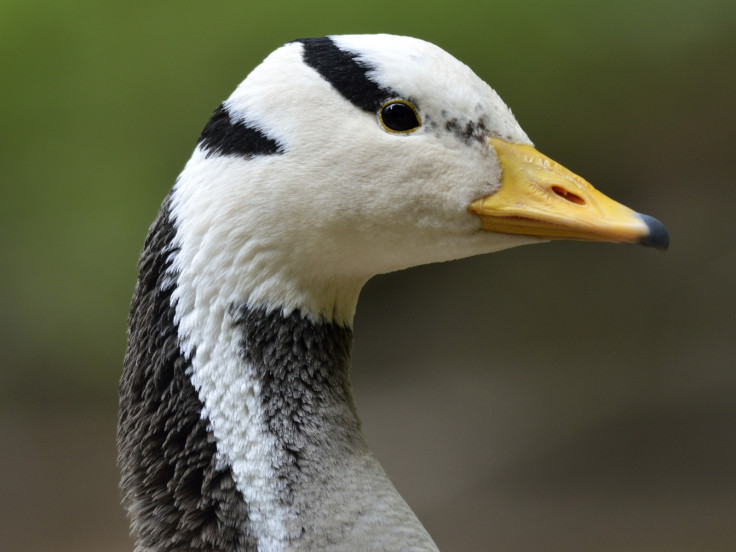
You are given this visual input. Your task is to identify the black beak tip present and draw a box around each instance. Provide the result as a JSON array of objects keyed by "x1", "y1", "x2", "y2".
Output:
[{"x1": 637, "y1": 213, "x2": 670, "y2": 251}]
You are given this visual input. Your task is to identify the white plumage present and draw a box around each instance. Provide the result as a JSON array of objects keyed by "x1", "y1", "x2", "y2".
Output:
[{"x1": 119, "y1": 34, "x2": 668, "y2": 551}]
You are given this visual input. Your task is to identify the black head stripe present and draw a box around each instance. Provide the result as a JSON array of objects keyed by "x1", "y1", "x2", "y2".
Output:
[
  {"x1": 198, "y1": 103, "x2": 284, "y2": 159},
  {"x1": 297, "y1": 37, "x2": 397, "y2": 112}
]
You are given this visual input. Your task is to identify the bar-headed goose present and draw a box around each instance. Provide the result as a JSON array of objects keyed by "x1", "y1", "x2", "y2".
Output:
[{"x1": 118, "y1": 34, "x2": 668, "y2": 551}]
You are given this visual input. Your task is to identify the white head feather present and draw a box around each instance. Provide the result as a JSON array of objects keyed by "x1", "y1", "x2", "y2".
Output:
[{"x1": 171, "y1": 35, "x2": 538, "y2": 326}]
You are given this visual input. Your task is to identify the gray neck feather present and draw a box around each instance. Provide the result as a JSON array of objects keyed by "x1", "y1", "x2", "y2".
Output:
[
  {"x1": 230, "y1": 305, "x2": 438, "y2": 550},
  {"x1": 119, "y1": 194, "x2": 438, "y2": 551},
  {"x1": 232, "y1": 304, "x2": 363, "y2": 506}
]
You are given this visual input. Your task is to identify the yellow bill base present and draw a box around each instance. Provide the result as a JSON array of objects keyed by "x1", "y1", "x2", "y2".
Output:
[{"x1": 469, "y1": 138, "x2": 669, "y2": 249}]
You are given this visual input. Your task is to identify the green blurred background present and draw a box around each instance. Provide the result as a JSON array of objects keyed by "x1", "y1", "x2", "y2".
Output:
[{"x1": 2, "y1": 1, "x2": 735, "y2": 550}]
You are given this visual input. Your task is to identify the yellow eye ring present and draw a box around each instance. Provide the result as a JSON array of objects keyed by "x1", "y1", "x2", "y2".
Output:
[{"x1": 379, "y1": 100, "x2": 422, "y2": 133}]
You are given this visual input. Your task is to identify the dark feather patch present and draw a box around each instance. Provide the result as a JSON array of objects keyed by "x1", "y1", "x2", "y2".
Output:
[
  {"x1": 198, "y1": 103, "x2": 284, "y2": 159},
  {"x1": 232, "y1": 305, "x2": 361, "y2": 510},
  {"x1": 119, "y1": 193, "x2": 257, "y2": 551},
  {"x1": 297, "y1": 37, "x2": 397, "y2": 113},
  {"x1": 438, "y1": 111, "x2": 491, "y2": 145}
]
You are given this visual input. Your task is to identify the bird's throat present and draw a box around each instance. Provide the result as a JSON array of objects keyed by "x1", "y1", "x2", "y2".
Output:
[{"x1": 186, "y1": 303, "x2": 433, "y2": 548}]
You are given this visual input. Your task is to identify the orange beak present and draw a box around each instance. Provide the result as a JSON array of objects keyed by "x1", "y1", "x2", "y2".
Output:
[{"x1": 469, "y1": 138, "x2": 669, "y2": 250}]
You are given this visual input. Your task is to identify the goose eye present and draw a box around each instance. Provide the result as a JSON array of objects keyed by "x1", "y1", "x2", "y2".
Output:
[{"x1": 379, "y1": 101, "x2": 421, "y2": 133}]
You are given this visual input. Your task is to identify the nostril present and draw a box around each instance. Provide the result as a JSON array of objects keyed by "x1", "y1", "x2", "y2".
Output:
[{"x1": 551, "y1": 185, "x2": 585, "y2": 205}]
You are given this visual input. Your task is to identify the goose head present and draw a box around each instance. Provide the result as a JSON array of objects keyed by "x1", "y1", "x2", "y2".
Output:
[
  {"x1": 172, "y1": 34, "x2": 667, "y2": 326},
  {"x1": 120, "y1": 34, "x2": 668, "y2": 551}
]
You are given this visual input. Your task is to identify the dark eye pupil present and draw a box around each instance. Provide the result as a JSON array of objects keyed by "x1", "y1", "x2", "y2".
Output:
[{"x1": 381, "y1": 102, "x2": 420, "y2": 131}]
